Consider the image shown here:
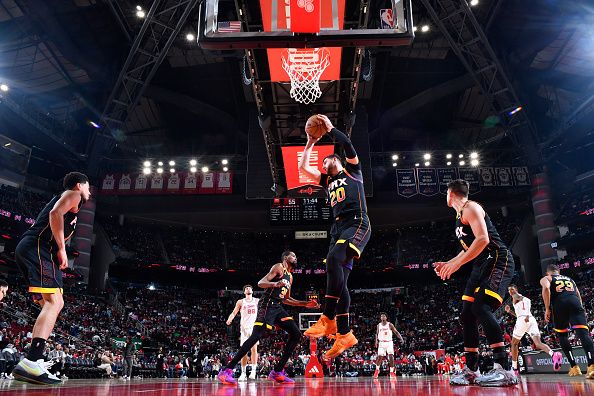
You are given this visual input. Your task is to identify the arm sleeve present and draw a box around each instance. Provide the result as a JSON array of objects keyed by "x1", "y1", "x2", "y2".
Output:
[{"x1": 328, "y1": 128, "x2": 357, "y2": 159}]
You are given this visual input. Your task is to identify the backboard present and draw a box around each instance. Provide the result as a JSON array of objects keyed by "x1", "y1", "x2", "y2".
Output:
[{"x1": 299, "y1": 312, "x2": 322, "y2": 331}]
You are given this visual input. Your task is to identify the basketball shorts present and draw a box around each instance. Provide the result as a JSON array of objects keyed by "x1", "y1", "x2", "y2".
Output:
[
  {"x1": 552, "y1": 297, "x2": 589, "y2": 334},
  {"x1": 377, "y1": 341, "x2": 394, "y2": 356},
  {"x1": 254, "y1": 299, "x2": 293, "y2": 329},
  {"x1": 512, "y1": 316, "x2": 541, "y2": 339},
  {"x1": 240, "y1": 325, "x2": 259, "y2": 346},
  {"x1": 461, "y1": 249, "x2": 514, "y2": 307},
  {"x1": 329, "y1": 213, "x2": 371, "y2": 261},
  {"x1": 15, "y1": 236, "x2": 63, "y2": 299}
]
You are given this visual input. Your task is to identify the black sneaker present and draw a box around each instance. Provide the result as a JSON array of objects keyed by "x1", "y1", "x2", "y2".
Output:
[
  {"x1": 12, "y1": 358, "x2": 62, "y2": 385},
  {"x1": 449, "y1": 367, "x2": 480, "y2": 386},
  {"x1": 475, "y1": 363, "x2": 518, "y2": 387}
]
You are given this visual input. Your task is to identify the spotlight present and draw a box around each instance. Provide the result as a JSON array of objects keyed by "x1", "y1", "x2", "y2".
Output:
[
  {"x1": 421, "y1": 25, "x2": 430, "y2": 33},
  {"x1": 157, "y1": 168, "x2": 163, "y2": 174},
  {"x1": 142, "y1": 168, "x2": 151, "y2": 175},
  {"x1": 136, "y1": 10, "x2": 145, "y2": 18},
  {"x1": 471, "y1": 159, "x2": 479, "y2": 167},
  {"x1": 413, "y1": 26, "x2": 418, "y2": 32},
  {"x1": 169, "y1": 160, "x2": 175, "y2": 166},
  {"x1": 158, "y1": 161, "x2": 163, "y2": 166},
  {"x1": 424, "y1": 161, "x2": 430, "y2": 167},
  {"x1": 88, "y1": 120, "x2": 101, "y2": 128},
  {"x1": 143, "y1": 160, "x2": 151, "y2": 167},
  {"x1": 136, "y1": 5, "x2": 142, "y2": 11},
  {"x1": 186, "y1": 33, "x2": 195, "y2": 42},
  {"x1": 508, "y1": 106, "x2": 523, "y2": 116},
  {"x1": 190, "y1": 166, "x2": 197, "y2": 173},
  {"x1": 470, "y1": 0, "x2": 479, "y2": 6},
  {"x1": 189, "y1": 159, "x2": 197, "y2": 166},
  {"x1": 223, "y1": 166, "x2": 229, "y2": 172},
  {"x1": 4, "y1": 142, "x2": 11, "y2": 147},
  {"x1": 470, "y1": 152, "x2": 478, "y2": 159},
  {"x1": 423, "y1": 153, "x2": 431, "y2": 160},
  {"x1": 392, "y1": 162, "x2": 398, "y2": 167},
  {"x1": 447, "y1": 161, "x2": 452, "y2": 166},
  {"x1": 170, "y1": 168, "x2": 175, "y2": 173},
  {"x1": 0, "y1": 84, "x2": 8, "y2": 92},
  {"x1": 459, "y1": 154, "x2": 464, "y2": 158},
  {"x1": 446, "y1": 153, "x2": 452, "y2": 159},
  {"x1": 222, "y1": 159, "x2": 229, "y2": 165},
  {"x1": 459, "y1": 160, "x2": 466, "y2": 166},
  {"x1": 148, "y1": 284, "x2": 155, "y2": 291},
  {"x1": 202, "y1": 166, "x2": 209, "y2": 173},
  {"x1": 392, "y1": 154, "x2": 399, "y2": 161},
  {"x1": 415, "y1": 163, "x2": 420, "y2": 167}
]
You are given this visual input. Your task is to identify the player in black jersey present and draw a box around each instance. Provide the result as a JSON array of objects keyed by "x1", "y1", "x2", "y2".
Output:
[
  {"x1": 541, "y1": 264, "x2": 594, "y2": 378},
  {"x1": 299, "y1": 114, "x2": 371, "y2": 359},
  {"x1": 218, "y1": 251, "x2": 319, "y2": 385},
  {"x1": 12, "y1": 172, "x2": 90, "y2": 385},
  {"x1": 435, "y1": 179, "x2": 517, "y2": 387}
]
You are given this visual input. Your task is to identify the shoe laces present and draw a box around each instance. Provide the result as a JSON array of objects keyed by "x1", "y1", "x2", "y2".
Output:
[{"x1": 36, "y1": 359, "x2": 55, "y2": 372}]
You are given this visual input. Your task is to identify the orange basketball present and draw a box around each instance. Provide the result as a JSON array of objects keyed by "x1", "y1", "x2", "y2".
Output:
[{"x1": 305, "y1": 115, "x2": 327, "y2": 139}]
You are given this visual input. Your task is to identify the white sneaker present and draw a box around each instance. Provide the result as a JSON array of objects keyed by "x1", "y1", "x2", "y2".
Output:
[
  {"x1": 238, "y1": 373, "x2": 247, "y2": 381},
  {"x1": 61, "y1": 374, "x2": 69, "y2": 380},
  {"x1": 12, "y1": 358, "x2": 61, "y2": 385},
  {"x1": 249, "y1": 371, "x2": 256, "y2": 380}
]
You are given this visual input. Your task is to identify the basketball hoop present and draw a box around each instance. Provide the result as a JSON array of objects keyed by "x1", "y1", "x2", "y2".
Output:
[{"x1": 282, "y1": 48, "x2": 330, "y2": 104}]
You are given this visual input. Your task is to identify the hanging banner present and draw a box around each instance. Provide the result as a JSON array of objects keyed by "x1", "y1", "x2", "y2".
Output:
[
  {"x1": 416, "y1": 168, "x2": 439, "y2": 196},
  {"x1": 167, "y1": 173, "x2": 181, "y2": 192},
  {"x1": 458, "y1": 168, "x2": 481, "y2": 195},
  {"x1": 479, "y1": 167, "x2": 496, "y2": 187},
  {"x1": 100, "y1": 172, "x2": 232, "y2": 195},
  {"x1": 183, "y1": 173, "x2": 198, "y2": 192},
  {"x1": 513, "y1": 166, "x2": 530, "y2": 186},
  {"x1": 133, "y1": 174, "x2": 148, "y2": 193},
  {"x1": 118, "y1": 174, "x2": 132, "y2": 193},
  {"x1": 199, "y1": 172, "x2": 216, "y2": 194},
  {"x1": 101, "y1": 175, "x2": 116, "y2": 194},
  {"x1": 496, "y1": 167, "x2": 513, "y2": 187},
  {"x1": 437, "y1": 168, "x2": 458, "y2": 194},
  {"x1": 216, "y1": 172, "x2": 233, "y2": 194},
  {"x1": 396, "y1": 169, "x2": 418, "y2": 198},
  {"x1": 150, "y1": 174, "x2": 164, "y2": 192}
]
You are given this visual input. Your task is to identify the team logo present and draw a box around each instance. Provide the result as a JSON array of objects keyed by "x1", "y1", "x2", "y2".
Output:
[
  {"x1": 297, "y1": 0, "x2": 314, "y2": 13},
  {"x1": 308, "y1": 366, "x2": 320, "y2": 374}
]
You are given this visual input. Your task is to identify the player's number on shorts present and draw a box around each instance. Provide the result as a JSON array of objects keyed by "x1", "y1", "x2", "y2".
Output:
[
  {"x1": 329, "y1": 187, "x2": 346, "y2": 207},
  {"x1": 555, "y1": 280, "x2": 574, "y2": 293}
]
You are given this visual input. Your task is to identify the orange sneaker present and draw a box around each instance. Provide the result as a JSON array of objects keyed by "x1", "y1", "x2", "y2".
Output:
[
  {"x1": 324, "y1": 331, "x2": 358, "y2": 359},
  {"x1": 304, "y1": 315, "x2": 337, "y2": 338}
]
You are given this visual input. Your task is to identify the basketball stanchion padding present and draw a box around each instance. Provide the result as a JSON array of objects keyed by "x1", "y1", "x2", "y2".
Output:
[{"x1": 305, "y1": 336, "x2": 324, "y2": 378}]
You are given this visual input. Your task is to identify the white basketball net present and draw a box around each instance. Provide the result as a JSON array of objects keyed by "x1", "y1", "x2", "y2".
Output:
[{"x1": 282, "y1": 48, "x2": 330, "y2": 104}]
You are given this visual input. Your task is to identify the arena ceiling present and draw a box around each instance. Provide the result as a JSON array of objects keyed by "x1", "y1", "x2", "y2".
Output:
[{"x1": 0, "y1": 0, "x2": 592, "y2": 177}]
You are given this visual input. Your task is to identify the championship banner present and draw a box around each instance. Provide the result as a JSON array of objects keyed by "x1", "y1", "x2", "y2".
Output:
[
  {"x1": 416, "y1": 168, "x2": 439, "y2": 196},
  {"x1": 496, "y1": 167, "x2": 513, "y2": 187},
  {"x1": 100, "y1": 172, "x2": 233, "y2": 195},
  {"x1": 479, "y1": 167, "x2": 496, "y2": 187},
  {"x1": 458, "y1": 168, "x2": 481, "y2": 194},
  {"x1": 437, "y1": 168, "x2": 458, "y2": 194},
  {"x1": 281, "y1": 145, "x2": 335, "y2": 196},
  {"x1": 512, "y1": 166, "x2": 530, "y2": 186},
  {"x1": 396, "y1": 169, "x2": 418, "y2": 198}
]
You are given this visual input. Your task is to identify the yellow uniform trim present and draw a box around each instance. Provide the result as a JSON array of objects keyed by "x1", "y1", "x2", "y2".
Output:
[
  {"x1": 572, "y1": 325, "x2": 589, "y2": 330},
  {"x1": 280, "y1": 317, "x2": 293, "y2": 322},
  {"x1": 475, "y1": 287, "x2": 480, "y2": 293},
  {"x1": 348, "y1": 243, "x2": 361, "y2": 258},
  {"x1": 29, "y1": 287, "x2": 63, "y2": 294},
  {"x1": 462, "y1": 295, "x2": 475, "y2": 302},
  {"x1": 554, "y1": 328, "x2": 569, "y2": 333},
  {"x1": 484, "y1": 289, "x2": 503, "y2": 304},
  {"x1": 336, "y1": 239, "x2": 346, "y2": 244}
]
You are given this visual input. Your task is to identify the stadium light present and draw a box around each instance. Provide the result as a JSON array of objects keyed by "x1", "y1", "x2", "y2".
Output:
[
  {"x1": 4, "y1": 142, "x2": 11, "y2": 147},
  {"x1": 142, "y1": 167, "x2": 151, "y2": 175},
  {"x1": 136, "y1": 9, "x2": 145, "y2": 18},
  {"x1": 392, "y1": 163, "x2": 397, "y2": 167},
  {"x1": 223, "y1": 166, "x2": 229, "y2": 172},
  {"x1": 169, "y1": 160, "x2": 175, "y2": 166},
  {"x1": 136, "y1": 5, "x2": 142, "y2": 11},
  {"x1": 391, "y1": 154, "x2": 398, "y2": 160},
  {"x1": 0, "y1": 84, "x2": 8, "y2": 92},
  {"x1": 446, "y1": 153, "x2": 452, "y2": 159},
  {"x1": 459, "y1": 160, "x2": 466, "y2": 166},
  {"x1": 170, "y1": 168, "x2": 175, "y2": 173},
  {"x1": 470, "y1": 0, "x2": 479, "y2": 6},
  {"x1": 424, "y1": 161, "x2": 431, "y2": 167},
  {"x1": 158, "y1": 161, "x2": 163, "y2": 166},
  {"x1": 148, "y1": 284, "x2": 155, "y2": 291},
  {"x1": 421, "y1": 25, "x2": 430, "y2": 33},
  {"x1": 88, "y1": 120, "x2": 100, "y2": 128},
  {"x1": 190, "y1": 166, "x2": 197, "y2": 173},
  {"x1": 423, "y1": 153, "x2": 431, "y2": 160},
  {"x1": 143, "y1": 160, "x2": 151, "y2": 167},
  {"x1": 459, "y1": 154, "x2": 464, "y2": 158},
  {"x1": 508, "y1": 106, "x2": 523, "y2": 116},
  {"x1": 202, "y1": 166, "x2": 209, "y2": 173},
  {"x1": 189, "y1": 159, "x2": 197, "y2": 166},
  {"x1": 157, "y1": 168, "x2": 163, "y2": 174},
  {"x1": 471, "y1": 159, "x2": 479, "y2": 167},
  {"x1": 186, "y1": 33, "x2": 195, "y2": 42},
  {"x1": 415, "y1": 163, "x2": 420, "y2": 167},
  {"x1": 222, "y1": 159, "x2": 229, "y2": 165},
  {"x1": 447, "y1": 161, "x2": 452, "y2": 166},
  {"x1": 413, "y1": 26, "x2": 418, "y2": 32},
  {"x1": 470, "y1": 152, "x2": 478, "y2": 159}
]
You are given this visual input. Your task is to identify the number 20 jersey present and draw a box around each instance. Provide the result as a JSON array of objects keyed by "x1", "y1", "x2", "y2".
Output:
[{"x1": 320, "y1": 162, "x2": 367, "y2": 219}]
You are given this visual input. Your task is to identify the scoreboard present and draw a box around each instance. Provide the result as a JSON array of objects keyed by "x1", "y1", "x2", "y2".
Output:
[{"x1": 270, "y1": 197, "x2": 332, "y2": 224}]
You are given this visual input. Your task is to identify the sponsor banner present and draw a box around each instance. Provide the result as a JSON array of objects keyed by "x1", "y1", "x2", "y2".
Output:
[
  {"x1": 479, "y1": 167, "x2": 496, "y2": 187},
  {"x1": 437, "y1": 168, "x2": 458, "y2": 194},
  {"x1": 458, "y1": 168, "x2": 481, "y2": 195},
  {"x1": 496, "y1": 167, "x2": 513, "y2": 186},
  {"x1": 512, "y1": 166, "x2": 531, "y2": 186},
  {"x1": 100, "y1": 172, "x2": 233, "y2": 195},
  {"x1": 416, "y1": 168, "x2": 439, "y2": 196},
  {"x1": 295, "y1": 231, "x2": 328, "y2": 239},
  {"x1": 281, "y1": 145, "x2": 335, "y2": 195},
  {"x1": 521, "y1": 347, "x2": 589, "y2": 374},
  {"x1": 396, "y1": 169, "x2": 418, "y2": 198}
]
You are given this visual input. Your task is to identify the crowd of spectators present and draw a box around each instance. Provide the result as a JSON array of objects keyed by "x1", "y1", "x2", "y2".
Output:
[{"x1": 558, "y1": 188, "x2": 593, "y2": 221}]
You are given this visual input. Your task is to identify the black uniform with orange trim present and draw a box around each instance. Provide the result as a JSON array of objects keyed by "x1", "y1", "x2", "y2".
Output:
[
  {"x1": 549, "y1": 274, "x2": 588, "y2": 333},
  {"x1": 15, "y1": 193, "x2": 80, "y2": 296},
  {"x1": 254, "y1": 266, "x2": 294, "y2": 329},
  {"x1": 319, "y1": 161, "x2": 371, "y2": 268},
  {"x1": 456, "y1": 201, "x2": 514, "y2": 306}
]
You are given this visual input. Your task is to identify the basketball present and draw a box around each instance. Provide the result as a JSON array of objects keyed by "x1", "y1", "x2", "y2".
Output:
[{"x1": 305, "y1": 115, "x2": 327, "y2": 139}]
